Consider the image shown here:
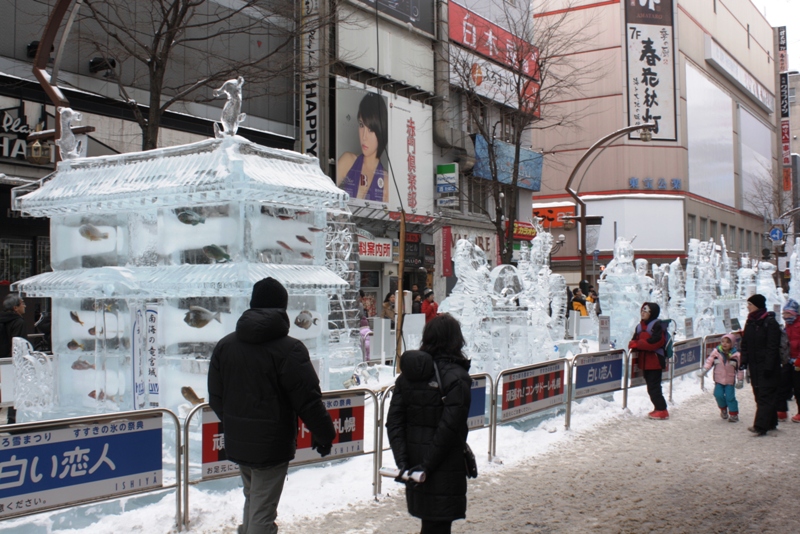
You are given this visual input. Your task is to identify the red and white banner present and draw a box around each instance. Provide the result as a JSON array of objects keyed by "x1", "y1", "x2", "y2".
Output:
[
  {"x1": 500, "y1": 363, "x2": 565, "y2": 421},
  {"x1": 782, "y1": 120, "x2": 791, "y2": 168}
]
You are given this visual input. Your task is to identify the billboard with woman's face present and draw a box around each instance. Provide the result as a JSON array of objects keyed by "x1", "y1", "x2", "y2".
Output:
[{"x1": 335, "y1": 78, "x2": 434, "y2": 216}]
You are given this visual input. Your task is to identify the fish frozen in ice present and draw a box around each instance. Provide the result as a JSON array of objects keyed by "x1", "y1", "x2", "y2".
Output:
[
  {"x1": 177, "y1": 210, "x2": 206, "y2": 226},
  {"x1": 203, "y1": 244, "x2": 231, "y2": 263},
  {"x1": 308, "y1": 226, "x2": 325, "y2": 233},
  {"x1": 88, "y1": 390, "x2": 117, "y2": 402},
  {"x1": 300, "y1": 252, "x2": 314, "y2": 259},
  {"x1": 88, "y1": 326, "x2": 104, "y2": 336},
  {"x1": 296, "y1": 235, "x2": 312, "y2": 244},
  {"x1": 294, "y1": 310, "x2": 319, "y2": 330},
  {"x1": 71, "y1": 358, "x2": 95, "y2": 370},
  {"x1": 67, "y1": 339, "x2": 85, "y2": 350},
  {"x1": 78, "y1": 224, "x2": 109, "y2": 241},
  {"x1": 70, "y1": 311, "x2": 84, "y2": 325},
  {"x1": 277, "y1": 241, "x2": 293, "y2": 252},
  {"x1": 184, "y1": 306, "x2": 222, "y2": 328},
  {"x1": 181, "y1": 386, "x2": 205, "y2": 405}
]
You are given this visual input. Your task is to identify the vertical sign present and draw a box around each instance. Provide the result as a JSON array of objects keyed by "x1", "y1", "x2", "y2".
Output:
[
  {"x1": 598, "y1": 315, "x2": 611, "y2": 351},
  {"x1": 778, "y1": 27, "x2": 788, "y2": 72},
  {"x1": 441, "y1": 226, "x2": 453, "y2": 277},
  {"x1": 131, "y1": 307, "x2": 146, "y2": 410},
  {"x1": 300, "y1": 0, "x2": 320, "y2": 158},
  {"x1": 467, "y1": 377, "x2": 487, "y2": 428},
  {"x1": 625, "y1": 0, "x2": 677, "y2": 140},
  {"x1": 145, "y1": 304, "x2": 159, "y2": 408}
]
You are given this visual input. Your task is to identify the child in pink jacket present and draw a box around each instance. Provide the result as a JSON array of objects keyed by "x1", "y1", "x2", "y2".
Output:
[{"x1": 698, "y1": 333, "x2": 744, "y2": 422}]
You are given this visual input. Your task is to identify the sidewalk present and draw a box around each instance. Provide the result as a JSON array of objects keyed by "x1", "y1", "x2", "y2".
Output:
[{"x1": 280, "y1": 387, "x2": 800, "y2": 533}]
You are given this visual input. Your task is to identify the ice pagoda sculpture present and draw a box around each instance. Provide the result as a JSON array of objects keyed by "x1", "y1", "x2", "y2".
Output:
[{"x1": 12, "y1": 91, "x2": 355, "y2": 420}]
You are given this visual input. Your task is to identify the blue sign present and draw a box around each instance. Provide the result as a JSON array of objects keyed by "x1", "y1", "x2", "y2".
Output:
[
  {"x1": 770, "y1": 227, "x2": 784, "y2": 241},
  {"x1": 0, "y1": 415, "x2": 162, "y2": 518},
  {"x1": 436, "y1": 184, "x2": 457, "y2": 193},
  {"x1": 467, "y1": 377, "x2": 487, "y2": 429},
  {"x1": 672, "y1": 339, "x2": 702, "y2": 375},
  {"x1": 473, "y1": 135, "x2": 542, "y2": 191},
  {"x1": 573, "y1": 352, "x2": 624, "y2": 398}
]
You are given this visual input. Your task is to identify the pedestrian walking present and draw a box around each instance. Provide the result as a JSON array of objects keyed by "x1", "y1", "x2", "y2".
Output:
[
  {"x1": 208, "y1": 277, "x2": 335, "y2": 533},
  {"x1": 629, "y1": 302, "x2": 669, "y2": 420},
  {"x1": 740, "y1": 294, "x2": 782, "y2": 436},
  {"x1": 697, "y1": 333, "x2": 744, "y2": 422},
  {"x1": 386, "y1": 313, "x2": 472, "y2": 534},
  {"x1": 780, "y1": 298, "x2": 800, "y2": 423}
]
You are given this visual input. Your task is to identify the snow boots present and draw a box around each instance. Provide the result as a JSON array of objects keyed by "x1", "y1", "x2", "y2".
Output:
[
  {"x1": 720, "y1": 408, "x2": 728, "y2": 420},
  {"x1": 728, "y1": 412, "x2": 739, "y2": 423},
  {"x1": 648, "y1": 410, "x2": 669, "y2": 420}
]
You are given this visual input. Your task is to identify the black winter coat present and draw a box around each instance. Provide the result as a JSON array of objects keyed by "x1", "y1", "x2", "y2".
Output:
[
  {"x1": 0, "y1": 312, "x2": 26, "y2": 359},
  {"x1": 741, "y1": 310, "x2": 782, "y2": 387},
  {"x1": 386, "y1": 350, "x2": 472, "y2": 522},
  {"x1": 207, "y1": 308, "x2": 335, "y2": 468}
]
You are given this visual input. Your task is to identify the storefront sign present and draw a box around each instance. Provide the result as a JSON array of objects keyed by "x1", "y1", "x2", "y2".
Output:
[
  {"x1": 300, "y1": 0, "x2": 320, "y2": 157},
  {"x1": 506, "y1": 220, "x2": 536, "y2": 241},
  {"x1": 705, "y1": 36, "x2": 774, "y2": 113},
  {"x1": 625, "y1": 0, "x2": 677, "y2": 140},
  {"x1": 441, "y1": 226, "x2": 453, "y2": 277},
  {"x1": 0, "y1": 414, "x2": 162, "y2": 518},
  {"x1": 423, "y1": 244, "x2": 435, "y2": 268},
  {"x1": 1, "y1": 107, "x2": 54, "y2": 165},
  {"x1": 358, "y1": 236, "x2": 393, "y2": 263},
  {"x1": 450, "y1": 48, "x2": 539, "y2": 111},
  {"x1": 531, "y1": 204, "x2": 575, "y2": 228},
  {"x1": 778, "y1": 26, "x2": 788, "y2": 73}
]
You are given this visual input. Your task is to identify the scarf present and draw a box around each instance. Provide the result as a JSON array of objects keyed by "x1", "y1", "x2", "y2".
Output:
[{"x1": 747, "y1": 309, "x2": 768, "y2": 323}]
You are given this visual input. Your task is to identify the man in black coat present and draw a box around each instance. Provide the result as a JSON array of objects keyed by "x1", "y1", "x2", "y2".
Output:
[
  {"x1": 740, "y1": 294, "x2": 782, "y2": 436},
  {"x1": 208, "y1": 278, "x2": 335, "y2": 534}
]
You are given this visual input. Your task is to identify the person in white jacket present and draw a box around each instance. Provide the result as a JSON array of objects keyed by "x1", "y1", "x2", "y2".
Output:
[{"x1": 698, "y1": 333, "x2": 744, "y2": 422}]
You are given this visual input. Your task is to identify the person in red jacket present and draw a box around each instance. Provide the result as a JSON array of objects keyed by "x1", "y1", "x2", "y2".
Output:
[
  {"x1": 781, "y1": 299, "x2": 800, "y2": 423},
  {"x1": 421, "y1": 288, "x2": 438, "y2": 324},
  {"x1": 629, "y1": 302, "x2": 668, "y2": 420}
]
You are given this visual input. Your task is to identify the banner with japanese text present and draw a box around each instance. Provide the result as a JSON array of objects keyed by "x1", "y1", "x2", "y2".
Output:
[
  {"x1": 0, "y1": 414, "x2": 162, "y2": 518},
  {"x1": 500, "y1": 363, "x2": 565, "y2": 421},
  {"x1": 625, "y1": 0, "x2": 677, "y2": 141},
  {"x1": 573, "y1": 351, "x2": 625, "y2": 398}
]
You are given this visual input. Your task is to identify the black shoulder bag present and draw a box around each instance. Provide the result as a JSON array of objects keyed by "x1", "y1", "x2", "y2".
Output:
[{"x1": 432, "y1": 361, "x2": 478, "y2": 479}]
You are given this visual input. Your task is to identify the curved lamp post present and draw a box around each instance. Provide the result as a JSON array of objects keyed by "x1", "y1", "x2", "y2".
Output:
[{"x1": 564, "y1": 123, "x2": 655, "y2": 282}]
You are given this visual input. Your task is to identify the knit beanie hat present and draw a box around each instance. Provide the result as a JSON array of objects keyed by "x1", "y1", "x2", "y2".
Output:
[
  {"x1": 721, "y1": 333, "x2": 738, "y2": 347},
  {"x1": 250, "y1": 277, "x2": 288, "y2": 309},
  {"x1": 783, "y1": 299, "x2": 799, "y2": 324},
  {"x1": 747, "y1": 294, "x2": 766, "y2": 309}
]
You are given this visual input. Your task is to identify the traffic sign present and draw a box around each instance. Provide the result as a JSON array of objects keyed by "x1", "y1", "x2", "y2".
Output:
[
  {"x1": 769, "y1": 227, "x2": 784, "y2": 241},
  {"x1": 592, "y1": 249, "x2": 600, "y2": 261}
]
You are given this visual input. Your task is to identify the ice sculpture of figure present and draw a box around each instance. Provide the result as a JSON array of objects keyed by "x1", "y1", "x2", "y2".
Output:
[
  {"x1": 635, "y1": 259, "x2": 654, "y2": 300},
  {"x1": 548, "y1": 273, "x2": 568, "y2": 337},
  {"x1": 212, "y1": 76, "x2": 246, "y2": 137},
  {"x1": 439, "y1": 239, "x2": 493, "y2": 363},
  {"x1": 490, "y1": 264, "x2": 523, "y2": 306},
  {"x1": 597, "y1": 236, "x2": 641, "y2": 346},
  {"x1": 12, "y1": 89, "x2": 353, "y2": 419},
  {"x1": 651, "y1": 264, "x2": 668, "y2": 319},
  {"x1": 736, "y1": 254, "x2": 757, "y2": 328},
  {"x1": 718, "y1": 235, "x2": 735, "y2": 297},
  {"x1": 789, "y1": 238, "x2": 800, "y2": 303},
  {"x1": 55, "y1": 107, "x2": 82, "y2": 160},
  {"x1": 517, "y1": 220, "x2": 558, "y2": 358},
  {"x1": 693, "y1": 240, "x2": 717, "y2": 329},
  {"x1": 756, "y1": 261, "x2": 780, "y2": 311},
  {"x1": 694, "y1": 307, "x2": 716, "y2": 338},
  {"x1": 668, "y1": 258, "x2": 687, "y2": 338},
  {"x1": 684, "y1": 238, "x2": 700, "y2": 320}
]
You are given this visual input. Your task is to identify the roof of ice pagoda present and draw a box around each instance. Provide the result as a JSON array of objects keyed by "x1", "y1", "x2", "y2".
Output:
[{"x1": 14, "y1": 135, "x2": 349, "y2": 217}]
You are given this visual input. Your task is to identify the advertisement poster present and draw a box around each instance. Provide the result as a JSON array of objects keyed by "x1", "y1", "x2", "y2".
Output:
[{"x1": 500, "y1": 363, "x2": 565, "y2": 421}]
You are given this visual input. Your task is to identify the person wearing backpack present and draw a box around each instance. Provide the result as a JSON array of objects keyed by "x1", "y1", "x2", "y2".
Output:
[
  {"x1": 697, "y1": 333, "x2": 744, "y2": 422},
  {"x1": 740, "y1": 294, "x2": 782, "y2": 436},
  {"x1": 629, "y1": 302, "x2": 669, "y2": 420},
  {"x1": 780, "y1": 299, "x2": 800, "y2": 423}
]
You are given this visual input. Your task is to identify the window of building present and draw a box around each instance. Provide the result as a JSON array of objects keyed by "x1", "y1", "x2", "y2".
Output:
[
  {"x1": 699, "y1": 218, "x2": 707, "y2": 241},
  {"x1": 0, "y1": 238, "x2": 34, "y2": 284},
  {"x1": 729, "y1": 226, "x2": 736, "y2": 251},
  {"x1": 720, "y1": 223, "x2": 727, "y2": 245},
  {"x1": 468, "y1": 101, "x2": 487, "y2": 134},
  {"x1": 746, "y1": 230, "x2": 752, "y2": 254},
  {"x1": 739, "y1": 229, "x2": 745, "y2": 253},
  {"x1": 687, "y1": 215, "x2": 696, "y2": 239},
  {"x1": 709, "y1": 220, "x2": 717, "y2": 242}
]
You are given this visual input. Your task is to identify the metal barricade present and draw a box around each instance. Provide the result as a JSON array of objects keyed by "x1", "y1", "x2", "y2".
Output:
[
  {"x1": 668, "y1": 337, "x2": 703, "y2": 402},
  {"x1": 182, "y1": 387, "x2": 380, "y2": 529},
  {"x1": 491, "y1": 359, "x2": 569, "y2": 459},
  {"x1": 698, "y1": 334, "x2": 726, "y2": 392},
  {"x1": 375, "y1": 372, "x2": 493, "y2": 495},
  {"x1": 566, "y1": 350, "x2": 626, "y2": 429},
  {"x1": 0, "y1": 408, "x2": 181, "y2": 529}
]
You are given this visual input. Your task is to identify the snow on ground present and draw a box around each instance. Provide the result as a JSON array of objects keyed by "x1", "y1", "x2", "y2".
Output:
[{"x1": 0, "y1": 373, "x2": 710, "y2": 533}]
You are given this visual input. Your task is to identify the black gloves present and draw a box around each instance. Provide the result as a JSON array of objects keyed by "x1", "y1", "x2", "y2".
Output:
[
  {"x1": 311, "y1": 436, "x2": 332, "y2": 457},
  {"x1": 394, "y1": 465, "x2": 407, "y2": 483}
]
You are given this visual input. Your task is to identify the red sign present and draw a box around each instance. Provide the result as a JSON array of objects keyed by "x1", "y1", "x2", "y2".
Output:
[
  {"x1": 449, "y1": 1, "x2": 539, "y2": 80},
  {"x1": 784, "y1": 168, "x2": 793, "y2": 192},
  {"x1": 295, "y1": 394, "x2": 365, "y2": 462},
  {"x1": 532, "y1": 205, "x2": 575, "y2": 228},
  {"x1": 505, "y1": 220, "x2": 537, "y2": 240},
  {"x1": 782, "y1": 120, "x2": 791, "y2": 167},
  {"x1": 442, "y1": 226, "x2": 453, "y2": 277},
  {"x1": 407, "y1": 118, "x2": 417, "y2": 208},
  {"x1": 358, "y1": 236, "x2": 393, "y2": 262},
  {"x1": 406, "y1": 232, "x2": 421, "y2": 243}
]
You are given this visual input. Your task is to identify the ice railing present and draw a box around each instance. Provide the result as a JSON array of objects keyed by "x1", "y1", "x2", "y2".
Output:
[{"x1": 12, "y1": 264, "x2": 349, "y2": 298}]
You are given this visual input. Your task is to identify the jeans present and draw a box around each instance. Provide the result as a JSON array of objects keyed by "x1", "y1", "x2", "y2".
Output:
[
  {"x1": 713, "y1": 383, "x2": 738, "y2": 413},
  {"x1": 238, "y1": 462, "x2": 289, "y2": 534}
]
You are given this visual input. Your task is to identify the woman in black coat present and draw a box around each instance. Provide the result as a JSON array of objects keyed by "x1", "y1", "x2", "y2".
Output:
[
  {"x1": 386, "y1": 313, "x2": 472, "y2": 534},
  {"x1": 740, "y1": 294, "x2": 782, "y2": 436}
]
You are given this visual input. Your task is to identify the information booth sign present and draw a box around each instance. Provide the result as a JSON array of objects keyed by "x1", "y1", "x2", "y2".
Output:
[
  {"x1": 573, "y1": 350, "x2": 625, "y2": 399},
  {"x1": 0, "y1": 413, "x2": 163, "y2": 519},
  {"x1": 672, "y1": 338, "x2": 703, "y2": 377}
]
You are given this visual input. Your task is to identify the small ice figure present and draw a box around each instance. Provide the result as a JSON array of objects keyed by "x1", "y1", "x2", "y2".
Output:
[
  {"x1": 56, "y1": 107, "x2": 82, "y2": 160},
  {"x1": 213, "y1": 76, "x2": 246, "y2": 137}
]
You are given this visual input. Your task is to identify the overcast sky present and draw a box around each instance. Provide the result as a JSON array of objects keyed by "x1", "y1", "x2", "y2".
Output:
[{"x1": 757, "y1": 0, "x2": 800, "y2": 72}]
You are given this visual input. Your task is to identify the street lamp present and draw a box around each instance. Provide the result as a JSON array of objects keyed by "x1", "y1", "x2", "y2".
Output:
[{"x1": 564, "y1": 123, "x2": 655, "y2": 282}]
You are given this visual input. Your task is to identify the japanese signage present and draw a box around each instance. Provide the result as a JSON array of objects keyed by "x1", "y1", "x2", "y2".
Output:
[
  {"x1": 300, "y1": 0, "x2": 320, "y2": 157},
  {"x1": 145, "y1": 304, "x2": 159, "y2": 407},
  {"x1": 467, "y1": 377, "x2": 487, "y2": 429},
  {"x1": 531, "y1": 204, "x2": 575, "y2": 229},
  {"x1": 448, "y1": 2, "x2": 539, "y2": 80},
  {"x1": 441, "y1": 226, "x2": 453, "y2": 277},
  {"x1": 131, "y1": 307, "x2": 147, "y2": 410},
  {"x1": 436, "y1": 163, "x2": 458, "y2": 194},
  {"x1": 598, "y1": 316, "x2": 610, "y2": 351},
  {"x1": 628, "y1": 176, "x2": 682, "y2": 190},
  {"x1": 573, "y1": 351, "x2": 624, "y2": 398},
  {"x1": 358, "y1": 236, "x2": 393, "y2": 263},
  {"x1": 506, "y1": 220, "x2": 537, "y2": 241},
  {"x1": 672, "y1": 338, "x2": 703, "y2": 377},
  {"x1": 781, "y1": 71, "x2": 791, "y2": 179},
  {"x1": 0, "y1": 414, "x2": 162, "y2": 518},
  {"x1": 450, "y1": 48, "x2": 539, "y2": 111},
  {"x1": 778, "y1": 26, "x2": 788, "y2": 74},
  {"x1": 201, "y1": 392, "x2": 365, "y2": 479},
  {"x1": 625, "y1": 0, "x2": 677, "y2": 140},
  {"x1": 500, "y1": 363, "x2": 565, "y2": 421},
  {"x1": 1, "y1": 106, "x2": 55, "y2": 165}
]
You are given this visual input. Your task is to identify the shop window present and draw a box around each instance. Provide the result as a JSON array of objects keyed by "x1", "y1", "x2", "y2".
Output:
[
  {"x1": 687, "y1": 215, "x2": 696, "y2": 239},
  {"x1": 709, "y1": 220, "x2": 717, "y2": 242}
]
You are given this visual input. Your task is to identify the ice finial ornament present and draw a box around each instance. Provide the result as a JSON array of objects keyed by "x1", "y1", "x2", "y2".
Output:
[
  {"x1": 213, "y1": 76, "x2": 246, "y2": 138},
  {"x1": 56, "y1": 107, "x2": 83, "y2": 160}
]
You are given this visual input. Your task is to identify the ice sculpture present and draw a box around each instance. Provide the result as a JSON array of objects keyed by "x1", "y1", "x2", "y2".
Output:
[
  {"x1": 598, "y1": 236, "x2": 642, "y2": 345},
  {"x1": 736, "y1": 254, "x2": 757, "y2": 325},
  {"x1": 56, "y1": 107, "x2": 82, "y2": 160},
  {"x1": 635, "y1": 259, "x2": 654, "y2": 300},
  {"x1": 12, "y1": 94, "x2": 354, "y2": 419},
  {"x1": 790, "y1": 238, "x2": 800, "y2": 303},
  {"x1": 651, "y1": 263, "x2": 669, "y2": 319},
  {"x1": 12, "y1": 338, "x2": 55, "y2": 413},
  {"x1": 668, "y1": 258, "x2": 687, "y2": 337},
  {"x1": 756, "y1": 261, "x2": 780, "y2": 311},
  {"x1": 212, "y1": 76, "x2": 246, "y2": 138}
]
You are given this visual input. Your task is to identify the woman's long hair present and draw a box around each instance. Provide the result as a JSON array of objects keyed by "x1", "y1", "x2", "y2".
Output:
[
  {"x1": 358, "y1": 93, "x2": 388, "y2": 158},
  {"x1": 384, "y1": 291, "x2": 394, "y2": 303},
  {"x1": 420, "y1": 313, "x2": 467, "y2": 360}
]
